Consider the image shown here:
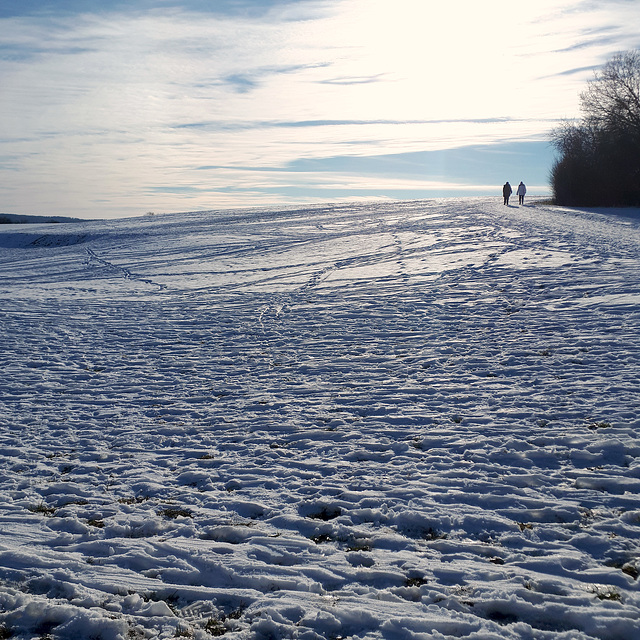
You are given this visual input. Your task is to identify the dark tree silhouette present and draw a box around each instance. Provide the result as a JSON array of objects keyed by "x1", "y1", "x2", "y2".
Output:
[{"x1": 551, "y1": 50, "x2": 640, "y2": 206}]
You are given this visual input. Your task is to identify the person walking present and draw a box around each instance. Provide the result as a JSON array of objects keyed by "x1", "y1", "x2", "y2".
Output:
[
  {"x1": 503, "y1": 182, "x2": 512, "y2": 205},
  {"x1": 517, "y1": 181, "x2": 526, "y2": 205}
]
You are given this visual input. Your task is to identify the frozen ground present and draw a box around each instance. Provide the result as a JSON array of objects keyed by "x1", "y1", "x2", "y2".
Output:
[{"x1": 0, "y1": 198, "x2": 639, "y2": 640}]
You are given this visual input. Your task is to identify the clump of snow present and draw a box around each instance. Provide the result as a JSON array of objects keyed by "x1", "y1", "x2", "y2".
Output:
[{"x1": 0, "y1": 198, "x2": 639, "y2": 639}]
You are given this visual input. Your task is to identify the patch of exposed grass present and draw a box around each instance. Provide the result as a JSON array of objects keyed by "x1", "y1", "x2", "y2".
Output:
[
  {"x1": 593, "y1": 587, "x2": 621, "y2": 601},
  {"x1": 0, "y1": 623, "x2": 13, "y2": 639},
  {"x1": 87, "y1": 519, "x2": 105, "y2": 528},
  {"x1": 159, "y1": 507, "x2": 193, "y2": 520},
  {"x1": 28, "y1": 503, "x2": 56, "y2": 517},
  {"x1": 203, "y1": 605, "x2": 246, "y2": 637},
  {"x1": 588, "y1": 421, "x2": 612, "y2": 430},
  {"x1": 118, "y1": 496, "x2": 149, "y2": 505}
]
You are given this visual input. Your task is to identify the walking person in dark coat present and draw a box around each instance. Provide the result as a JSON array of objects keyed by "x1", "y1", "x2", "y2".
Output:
[{"x1": 503, "y1": 182, "x2": 512, "y2": 205}]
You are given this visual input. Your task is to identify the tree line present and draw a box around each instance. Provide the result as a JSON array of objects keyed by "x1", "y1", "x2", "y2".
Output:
[{"x1": 550, "y1": 50, "x2": 640, "y2": 207}]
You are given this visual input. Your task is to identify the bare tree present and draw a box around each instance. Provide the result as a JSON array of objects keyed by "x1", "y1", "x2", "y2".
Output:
[
  {"x1": 580, "y1": 51, "x2": 640, "y2": 140},
  {"x1": 550, "y1": 50, "x2": 640, "y2": 206}
]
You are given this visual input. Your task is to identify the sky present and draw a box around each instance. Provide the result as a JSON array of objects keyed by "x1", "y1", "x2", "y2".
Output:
[{"x1": 0, "y1": 0, "x2": 639, "y2": 219}]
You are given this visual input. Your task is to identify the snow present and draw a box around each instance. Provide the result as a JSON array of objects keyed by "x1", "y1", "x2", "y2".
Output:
[{"x1": 0, "y1": 197, "x2": 639, "y2": 640}]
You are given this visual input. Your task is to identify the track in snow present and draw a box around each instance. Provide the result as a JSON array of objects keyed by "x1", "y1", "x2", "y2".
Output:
[{"x1": 0, "y1": 198, "x2": 639, "y2": 640}]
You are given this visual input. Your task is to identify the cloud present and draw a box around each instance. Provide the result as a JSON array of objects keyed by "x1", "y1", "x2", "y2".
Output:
[
  {"x1": 190, "y1": 141, "x2": 554, "y2": 200},
  {"x1": 283, "y1": 141, "x2": 555, "y2": 183},
  {"x1": 215, "y1": 62, "x2": 331, "y2": 93},
  {"x1": 554, "y1": 34, "x2": 628, "y2": 54},
  {"x1": 221, "y1": 73, "x2": 260, "y2": 93},
  {"x1": 319, "y1": 74, "x2": 387, "y2": 86},
  {"x1": 0, "y1": 0, "x2": 320, "y2": 19},
  {"x1": 0, "y1": 0, "x2": 636, "y2": 218},
  {"x1": 541, "y1": 65, "x2": 600, "y2": 79},
  {"x1": 148, "y1": 185, "x2": 203, "y2": 193},
  {"x1": 173, "y1": 117, "x2": 534, "y2": 134}
]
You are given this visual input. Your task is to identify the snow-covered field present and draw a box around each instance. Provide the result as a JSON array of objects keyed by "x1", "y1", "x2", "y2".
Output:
[{"x1": 1, "y1": 198, "x2": 639, "y2": 640}]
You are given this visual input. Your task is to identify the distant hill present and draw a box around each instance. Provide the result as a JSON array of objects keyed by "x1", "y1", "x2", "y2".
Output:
[{"x1": 0, "y1": 213, "x2": 83, "y2": 224}]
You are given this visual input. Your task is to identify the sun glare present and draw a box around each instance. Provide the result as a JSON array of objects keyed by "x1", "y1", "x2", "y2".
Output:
[
  {"x1": 317, "y1": 0, "x2": 513, "y2": 118},
  {"x1": 309, "y1": 0, "x2": 586, "y2": 123}
]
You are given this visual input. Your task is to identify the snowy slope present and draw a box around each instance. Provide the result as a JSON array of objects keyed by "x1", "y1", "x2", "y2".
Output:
[{"x1": 0, "y1": 198, "x2": 639, "y2": 640}]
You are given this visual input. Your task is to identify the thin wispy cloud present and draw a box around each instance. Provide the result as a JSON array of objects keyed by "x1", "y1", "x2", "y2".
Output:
[
  {"x1": 319, "y1": 74, "x2": 387, "y2": 85},
  {"x1": 173, "y1": 117, "x2": 525, "y2": 132},
  {"x1": 0, "y1": 0, "x2": 638, "y2": 217},
  {"x1": 541, "y1": 65, "x2": 601, "y2": 79}
]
